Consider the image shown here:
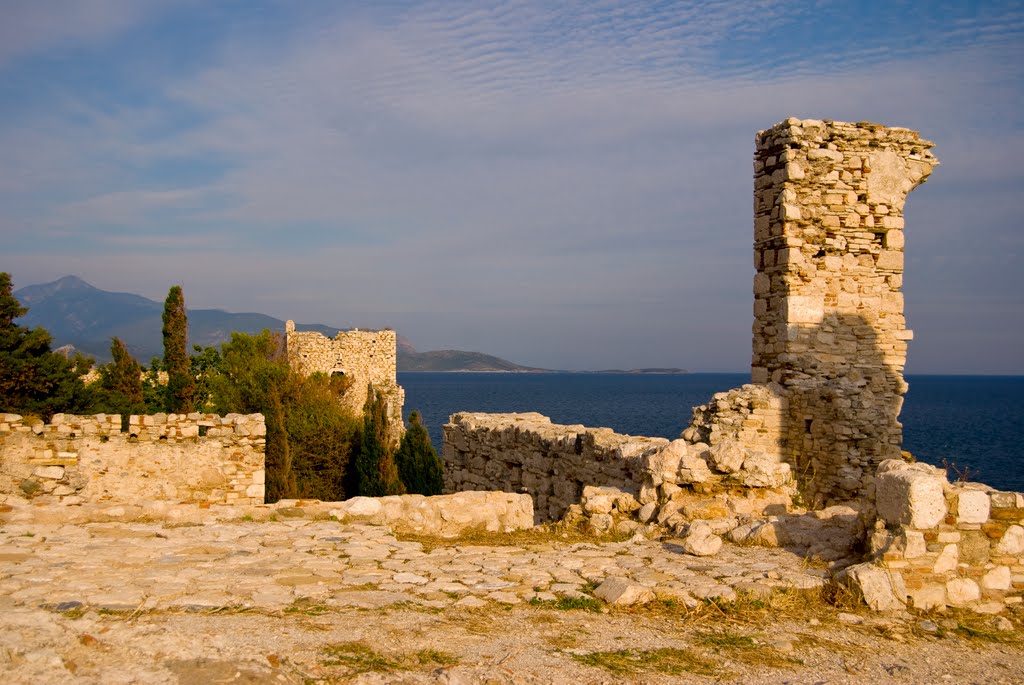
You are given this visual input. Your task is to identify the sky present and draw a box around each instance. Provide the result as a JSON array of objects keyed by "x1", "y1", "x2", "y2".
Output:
[{"x1": 1, "y1": 1, "x2": 1022, "y2": 374}]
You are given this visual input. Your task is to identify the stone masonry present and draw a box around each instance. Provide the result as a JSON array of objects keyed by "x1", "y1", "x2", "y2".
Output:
[
  {"x1": 751, "y1": 118, "x2": 938, "y2": 505},
  {"x1": 847, "y1": 459, "x2": 1024, "y2": 613},
  {"x1": 0, "y1": 412, "x2": 265, "y2": 506},
  {"x1": 285, "y1": 321, "x2": 405, "y2": 444}
]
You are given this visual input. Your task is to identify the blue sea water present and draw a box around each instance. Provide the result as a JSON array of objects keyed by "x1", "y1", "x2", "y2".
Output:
[{"x1": 399, "y1": 372, "x2": 1024, "y2": 493}]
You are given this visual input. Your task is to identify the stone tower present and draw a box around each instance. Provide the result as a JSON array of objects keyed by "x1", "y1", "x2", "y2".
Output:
[
  {"x1": 751, "y1": 118, "x2": 937, "y2": 504},
  {"x1": 284, "y1": 321, "x2": 406, "y2": 446}
]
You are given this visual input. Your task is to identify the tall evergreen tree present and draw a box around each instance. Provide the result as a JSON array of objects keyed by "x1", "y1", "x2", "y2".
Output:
[
  {"x1": 395, "y1": 411, "x2": 444, "y2": 495},
  {"x1": 161, "y1": 285, "x2": 195, "y2": 413},
  {"x1": 210, "y1": 330, "x2": 296, "y2": 501},
  {"x1": 351, "y1": 385, "x2": 404, "y2": 497},
  {"x1": 92, "y1": 337, "x2": 145, "y2": 420},
  {"x1": 0, "y1": 272, "x2": 91, "y2": 419}
]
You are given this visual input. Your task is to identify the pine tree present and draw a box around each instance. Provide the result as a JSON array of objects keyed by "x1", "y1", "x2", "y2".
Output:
[
  {"x1": 0, "y1": 272, "x2": 91, "y2": 419},
  {"x1": 351, "y1": 385, "x2": 404, "y2": 497},
  {"x1": 93, "y1": 337, "x2": 145, "y2": 419},
  {"x1": 395, "y1": 410, "x2": 444, "y2": 495},
  {"x1": 162, "y1": 285, "x2": 195, "y2": 413}
]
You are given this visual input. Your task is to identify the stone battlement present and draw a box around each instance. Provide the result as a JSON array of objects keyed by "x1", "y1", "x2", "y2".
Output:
[
  {"x1": 285, "y1": 321, "x2": 405, "y2": 443},
  {"x1": 0, "y1": 412, "x2": 266, "y2": 506}
]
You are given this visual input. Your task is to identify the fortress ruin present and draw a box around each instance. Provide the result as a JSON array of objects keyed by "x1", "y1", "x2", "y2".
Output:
[{"x1": 284, "y1": 321, "x2": 405, "y2": 444}]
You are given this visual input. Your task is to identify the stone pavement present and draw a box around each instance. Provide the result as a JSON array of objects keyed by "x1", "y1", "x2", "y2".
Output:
[{"x1": 0, "y1": 518, "x2": 829, "y2": 615}]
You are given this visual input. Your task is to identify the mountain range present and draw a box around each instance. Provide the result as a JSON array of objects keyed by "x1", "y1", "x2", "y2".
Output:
[{"x1": 13, "y1": 276, "x2": 542, "y2": 373}]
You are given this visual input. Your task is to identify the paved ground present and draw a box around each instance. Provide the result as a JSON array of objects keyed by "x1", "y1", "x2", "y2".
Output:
[{"x1": 1, "y1": 517, "x2": 1022, "y2": 684}]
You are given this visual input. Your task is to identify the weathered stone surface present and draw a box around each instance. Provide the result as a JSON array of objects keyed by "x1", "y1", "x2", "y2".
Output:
[
  {"x1": 1, "y1": 413, "x2": 266, "y2": 506},
  {"x1": 593, "y1": 577, "x2": 656, "y2": 605},
  {"x1": 946, "y1": 578, "x2": 981, "y2": 607},
  {"x1": 680, "y1": 521, "x2": 723, "y2": 557},
  {"x1": 995, "y1": 525, "x2": 1024, "y2": 556},
  {"x1": 707, "y1": 442, "x2": 744, "y2": 474},
  {"x1": 737, "y1": 452, "x2": 791, "y2": 488},
  {"x1": 957, "y1": 489, "x2": 992, "y2": 524},
  {"x1": 981, "y1": 566, "x2": 1012, "y2": 592},
  {"x1": 875, "y1": 460, "x2": 947, "y2": 529},
  {"x1": 845, "y1": 562, "x2": 907, "y2": 612}
]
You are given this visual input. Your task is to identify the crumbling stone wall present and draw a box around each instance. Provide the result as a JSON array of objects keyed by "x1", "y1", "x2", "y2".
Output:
[
  {"x1": 0, "y1": 412, "x2": 265, "y2": 505},
  {"x1": 847, "y1": 460, "x2": 1024, "y2": 613},
  {"x1": 285, "y1": 321, "x2": 405, "y2": 443},
  {"x1": 443, "y1": 413, "x2": 667, "y2": 521},
  {"x1": 751, "y1": 119, "x2": 938, "y2": 505},
  {"x1": 443, "y1": 412, "x2": 795, "y2": 524}
]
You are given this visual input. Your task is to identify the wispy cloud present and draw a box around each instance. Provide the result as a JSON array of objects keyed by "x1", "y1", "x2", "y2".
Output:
[{"x1": 2, "y1": 1, "x2": 1022, "y2": 371}]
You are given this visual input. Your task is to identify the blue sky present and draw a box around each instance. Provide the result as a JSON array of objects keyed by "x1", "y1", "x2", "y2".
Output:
[{"x1": 2, "y1": 0, "x2": 1022, "y2": 373}]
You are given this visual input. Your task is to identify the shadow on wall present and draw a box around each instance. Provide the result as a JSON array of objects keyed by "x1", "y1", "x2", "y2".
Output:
[{"x1": 781, "y1": 311, "x2": 904, "y2": 508}]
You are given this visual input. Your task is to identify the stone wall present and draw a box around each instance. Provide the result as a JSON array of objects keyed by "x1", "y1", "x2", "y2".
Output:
[
  {"x1": 0, "y1": 412, "x2": 265, "y2": 506},
  {"x1": 285, "y1": 321, "x2": 405, "y2": 444},
  {"x1": 847, "y1": 459, "x2": 1024, "y2": 613},
  {"x1": 443, "y1": 411, "x2": 796, "y2": 524},
  {"x1": 751, "y1": 119, "x2": 938, "y2": 505},
  {"x1": 442, "y1": 413, "x2": 668, "y2": 521}
]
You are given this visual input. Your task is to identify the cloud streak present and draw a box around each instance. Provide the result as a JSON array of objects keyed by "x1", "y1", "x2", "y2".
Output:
[{"x1": 1, "y1": 1, "x2": 1022, "y2": 372}]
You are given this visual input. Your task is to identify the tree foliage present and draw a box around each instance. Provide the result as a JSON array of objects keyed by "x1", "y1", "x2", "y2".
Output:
[
  {"x1": 0, "y1": 272, "x2": 91, "y2": 419},
  {"x1": 92, "y1": 337, "x2": 145, "y2": 418},
  {"x1": 210, "y1": 330, "x2": 294, "y2": 501},
  {"x1": 394, "y1": 410, "x2": 444, "y2": 496},
  {"x1": 351, "y1": 385, "x2": 405, "y2": 497},
  {"x1": 161, "y1": 285, "x2": 195, "y2": 413},
  {"x1": 287, "y1": 374, "x2": 360, "y2": 501}
]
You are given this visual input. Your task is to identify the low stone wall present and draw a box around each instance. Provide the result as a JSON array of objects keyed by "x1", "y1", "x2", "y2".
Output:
[
  {"x1": 0, "y1": 413, "x2": 266, "y2": 506},
  {"x1": 850, "y1": 459, "x2": 1024, "y2": 612},
  {"x1": 0, "y1": 490, "x2": 534, "y2": 536},
  {"x1": 442, "y1": 413, "x2": 668, "y2": 521}
]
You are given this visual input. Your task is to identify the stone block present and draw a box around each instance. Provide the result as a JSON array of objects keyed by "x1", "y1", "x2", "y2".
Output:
[
  {"x1": 846, "y1": 562, "x2": 907, "y2": 612},
  {"x1": 737, "y1": 452, "x2": 791, "y2": 488},
  {"x1": 946, "y1": 578, "x2": 981, "y2": 607},
  {"x1": 981, "y1": 566, "x2": 1012, "y2": 592},
  {"x1": 875, "y1": 460, "x2": 948, "y2": 529},
  {"x1": 680, "y1": 521, "x2": 723, "y2": 557},
  {"x1": 907, "y1": 585, "x2": 946, "y2": 611},
  {"x1": 594, "y1": 577, "x2": 655, "y2": 606},
  {"x1": 995, "y1": 525, "x2": 1024, "y2": 556},
  {"x1": 707, "y1": 442, "x2": 744, "y2": 474},
  {"x1": 956, "y1": 490, "x2": 991, "y2": 524},
  {"x1": 31, "y1": 466, "x2": 65, "y2": 480}
]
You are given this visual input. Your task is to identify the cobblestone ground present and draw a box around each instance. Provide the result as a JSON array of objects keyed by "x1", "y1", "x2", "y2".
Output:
[{"x1": 2, "y1": 518, "x2": 1022, "y2": 684}]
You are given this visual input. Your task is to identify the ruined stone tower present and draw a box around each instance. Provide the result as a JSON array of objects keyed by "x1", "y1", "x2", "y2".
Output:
[
  {"x1": 284, "y1": 322, "x2": 405, "y2": 445},
  {"x1": 751, "y1": 118, "x2": 937, "y2": 504}
]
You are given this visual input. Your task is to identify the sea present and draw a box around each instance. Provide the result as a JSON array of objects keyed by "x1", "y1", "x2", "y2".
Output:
[{"x1": 399, "y1": 372, "x2": 1024, "y2": 494}]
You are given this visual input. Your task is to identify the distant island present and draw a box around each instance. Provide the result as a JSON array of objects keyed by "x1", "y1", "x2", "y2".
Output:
[{"x1": 15, "y1": 276, "x2": 685, "y2": 374}]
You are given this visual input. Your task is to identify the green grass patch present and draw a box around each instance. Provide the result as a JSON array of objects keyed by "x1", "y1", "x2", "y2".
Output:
[
  {"x1": 571, "y1": 647, "x2": 718, "y2": 677},
  {"x1": 320, "y1": 642, "x2": 399, "y2": 673}
]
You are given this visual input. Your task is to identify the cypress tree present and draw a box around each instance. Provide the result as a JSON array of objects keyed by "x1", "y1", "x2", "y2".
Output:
[
  {"x1": 161, "y1": 285, "x2": 195, "y2": 413},
  {"x1": 93, "y1": 337, "x2": 145, "y2": 420},
  {"x1": 351, "y1": 385, "x2": 404, "y2": 497},
  {"x1": 395, "y1": 411, "x2": 444, "y2": 495}
]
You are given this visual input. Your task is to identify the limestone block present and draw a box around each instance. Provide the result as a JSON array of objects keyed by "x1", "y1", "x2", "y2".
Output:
[
  {"x1": 846, "y1": 562, "x2": 907, "y2": 612},
  {"x1": 637, "y1": 502, "x2": 657, "y2": 524},
  {"x1": 707, "y1": 442, "x2": 744, "y2": 474},
  {"x1": 901, "y1": 530, "x2": 927, "y2": 559},
  {"x1": 995, "y1": 525, "x2": 1024, "y2": 556},
  {"x1": 956, "y1": 489, "x2": 991, "y2": 524},
  {"x1": 981, "y1": 566, "x2": 1012, "y2": 592},
  {"x1": 644, "y1": 440, "x2": 685, "y2": 482},
  {"x1": 244, "y1": 483, "x2": 264, "y2": 499},
  {"x1": 580, "y1": 486, "x2": 616, "y2": 515},
  {"x1": 680, "y1": 521, "x2": 723, "y2": 557},
  {"x1": 594, "y1": 577, "x2": 655, "y2": 606},
  {"x1": 677, "y1": 451, "x2": 712, "y2": 484},
  {"x1": 737, "y1": 452, "x2": 791, "y2": 488},
  {"x1": 32, "y1": 466, "x2": 65, "y2": 480},
  {"x1": 932, "y1": 544, "x2": 958, "y2": 574},
  {"x1": 875, "y1": 460, "x2": 948, "y2": 529},
  {"x1": 907, "y1": 585, "x2": 946, "y2": 611},
  {"x1": 946, "y1": 578, "x2": 981, "y2": 607}
]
